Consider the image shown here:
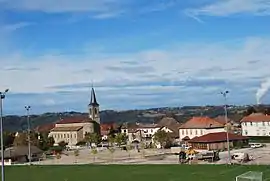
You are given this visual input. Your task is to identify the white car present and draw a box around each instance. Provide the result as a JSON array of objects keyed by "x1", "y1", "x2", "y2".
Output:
[{"x1": 250, "y1": 143, "x2": 263, "y2": 148}]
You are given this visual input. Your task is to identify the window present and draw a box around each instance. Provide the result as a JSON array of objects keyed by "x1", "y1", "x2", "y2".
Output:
[
  {"x1": 74, "y1": 134, "x2": 76, "y2": 138},
  {"x1": 70, "y1": 134, "x2": 72, "y2": 138},
  {"x1": 151, "y1": 129, "x2": 153, "y2": 133},
  {"x1": 200, "y1": 130, "x2": 203, "y2": 135},
  {"x1": 195, "y1": 130, "x2": 198, "y2": 135},
  {"x1": 250, "y1": 122, "x2": 253, "y2": 126},
  {"x1": 245, "y1": 130, "x2": 248, "y2": 135},
  {"x1": 244, "y1": 122, "x2": 247, "y2": 126},
  {"x1": 67, "y1": 134, "x2": 69, "y2": 138},
  {"x1": 182, "y1": 130, "x2": 184, "y2": 135},
  {"x1": 262, "y1": 122, "x2": 265, "y2": 126},
  {"x1": 186, "y1": 130, "x2": 188, "y2": 135},
  {"x1": 64, "y1": 134, "x2": 66, "y2": 138},
  {"x1": 190, "y1": 130, "x2": 192, "y2": 135}
]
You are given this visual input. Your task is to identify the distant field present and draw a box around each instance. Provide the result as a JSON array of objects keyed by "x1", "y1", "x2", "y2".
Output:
[{"x1": 4, "y1": 164, "x2": 270, "y2": 181}]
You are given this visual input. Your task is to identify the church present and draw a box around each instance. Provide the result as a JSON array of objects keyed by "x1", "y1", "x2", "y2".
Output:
[{"x1": 48, "y1": 87, "x2": 101, "y2": 146}]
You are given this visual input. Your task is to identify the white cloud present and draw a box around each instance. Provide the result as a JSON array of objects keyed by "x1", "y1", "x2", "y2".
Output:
[
  {"x1": 0, "y1": 36, "x2": 270, "y2": 97},
  {"x1": 186, "y1": 0, "x2": 270, "y2": 18}
]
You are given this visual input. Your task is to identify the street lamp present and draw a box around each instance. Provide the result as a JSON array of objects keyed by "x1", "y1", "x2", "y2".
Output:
[
  {"x1": 25, "y1": 105, "x2": 31, "y2": 165},
  {"x1": 0, "y1": 89, "x2": 9, "y2": 181},
  {"x1": 220, "y1": 90, "x2": 231, "y2": 164}
]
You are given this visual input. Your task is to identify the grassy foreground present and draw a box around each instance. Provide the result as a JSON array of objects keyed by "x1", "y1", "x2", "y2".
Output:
[{"x1": 4, "y1": 164, "x2": 270, "y2": 181}]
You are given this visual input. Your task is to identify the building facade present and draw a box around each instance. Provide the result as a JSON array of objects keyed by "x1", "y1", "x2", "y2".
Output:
[
  {"x1": 49, "y1": 87, "x2": 101, "y2": 145},
  {"x1": 188, "y1": 132, "x2": 248, "y2": 151},
  {"x1": 241, "y1": 113, "x2": 270, "y2": 137},
  {"x1": 179, "y1": 116, "x2": 227, "y2": 141},
  {"x1": 121, "y1": 123, "x2": 161, "y2": 143}
]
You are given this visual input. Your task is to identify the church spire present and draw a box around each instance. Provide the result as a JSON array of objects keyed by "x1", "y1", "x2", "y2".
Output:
[
  {"x1": 89, "y1": 88, "x2": 99, "y2": 106},
  {"x1": 89, "y1": 85, "x2": 99, "y2": 106}
]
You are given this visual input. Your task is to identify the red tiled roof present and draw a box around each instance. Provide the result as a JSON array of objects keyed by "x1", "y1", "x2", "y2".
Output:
[
  {"x1": 182, "y1": 136, "x2": 190, "y2": 140},
  {"x1": 180, "y1": 116, "x2": 224, "y2": 129},
  {"x1": 240, "y1": 113, "x2": 270, "y2": 122},
  {"x1": 35, "y1": 123, "x2": 55, "y2": 132},
  {"x1": 100, "y1": 123, "x2": 116, "y2": 132},
  {"x1": 101, "y1": 130, "x2": 110, "y2": 136},
  {"x1": 188, "y1": 132, "x2": 248, "y2": 143},
  {"x1": 214, "y1": 116, "x2": 233, "y2": 124},
  {"x1": 56, "y1": 116, "x2": 91, "y2": 124}
]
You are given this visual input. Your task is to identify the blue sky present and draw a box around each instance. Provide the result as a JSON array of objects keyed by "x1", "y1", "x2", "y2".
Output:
[{"x1": 1, "y1": 0, "x2": 270, "y2": 115}]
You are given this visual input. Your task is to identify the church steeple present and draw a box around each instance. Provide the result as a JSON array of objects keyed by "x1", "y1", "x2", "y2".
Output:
[
  {"x1": 89, "y1": 87, "x2": 99, "y2": 106},
  {"x1": 88, "y1": 86, "x2": 100, "y2": 124}
]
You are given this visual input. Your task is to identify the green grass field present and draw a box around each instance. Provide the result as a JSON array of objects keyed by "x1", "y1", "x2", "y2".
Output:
[{"x1": 4, "y1": 165, "x2": 270, "y2": 181}]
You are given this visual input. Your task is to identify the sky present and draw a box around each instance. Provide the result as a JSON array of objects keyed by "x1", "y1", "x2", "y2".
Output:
[{"x1": 1, "y1": 0, "x2": 270, "y2": 115}]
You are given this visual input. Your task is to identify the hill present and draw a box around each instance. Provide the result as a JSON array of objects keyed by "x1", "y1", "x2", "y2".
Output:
[{"x1": 2, "y1": 105, "x2": 269, "y2": 132}]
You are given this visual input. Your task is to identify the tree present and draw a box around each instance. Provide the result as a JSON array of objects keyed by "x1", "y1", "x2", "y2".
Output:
[
  {"x1": 37, "y1": 132, "x2": 55, "y2": 150},
  {"x1": 153, "y1": 130, "x2": 171, "y2": 149},
  {"x1": 107, "y1": 134, "x2": 115, "y2": 147},
  {"x1": 55, "y1": 153, "x2": 61, "y2": 164},
  {"x1": 244, "y1": 107, "x2": 257, "y2": 116},
  {"x1": 58, "y1": 141, "x2": 67, "y2": 150},
  {"x1": 3, "y1": 132, "x2": 15, "y2": 148},
  {"x1": 91, "y1": 148, "x2": 98, "y2": 163},
  {"x1": 13, "y1": 132, "x2": 39, "y2": 146},
  {"x1": 126, "y1": 144, "x2": 132, "y2": 159},
  {"x1": 84, "y1": 133, "x2": 101, "y2": 147},
  {"x1": 74, "y1": 149, "x2": 79, "y2": 163},
  {"x1": 108, "y1": 147, "x2": 115, "y2": 162},
  {"x1": 114, "y1": 133, "x2": 128, "y2": 147}
]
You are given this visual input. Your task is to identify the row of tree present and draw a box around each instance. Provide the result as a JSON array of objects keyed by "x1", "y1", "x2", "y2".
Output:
[
  {"x1": 2, "y1": 131, "x2": 55, "y2": 151},
  {"x1": 83, "y1": 129, "x2": 172, "y2": 149}
]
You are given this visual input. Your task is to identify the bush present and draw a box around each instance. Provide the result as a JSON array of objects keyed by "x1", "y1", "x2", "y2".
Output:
[
  {"x1": 49, "y1": 146, "x2": 63, "y2": 154},
  {"x1": 76, "y1": 141, "x2": 86, "y2": 146}
]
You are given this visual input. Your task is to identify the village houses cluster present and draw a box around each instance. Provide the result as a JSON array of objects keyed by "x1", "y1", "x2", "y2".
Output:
[{"x1": 36, "y1": 87, "x2": 270, "y2": 151}]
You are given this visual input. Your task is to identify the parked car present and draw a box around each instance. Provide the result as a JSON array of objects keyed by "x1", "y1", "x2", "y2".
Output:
[{"x1": 249, "y1": 143, "x2": 263, "y2": 148}]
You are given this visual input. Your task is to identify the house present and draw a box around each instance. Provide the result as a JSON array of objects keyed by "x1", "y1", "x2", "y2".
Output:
[
  {"x1": 100, "y1": 122, "x2": 118, "y2": 141},
  {"x1": 179, "y1": 116, "x2": 227, "y2": 141},
  {"x1": 121, "y1": 122, "x2": 161, "y2": 143},
  {"x1": 35, "y1": 123, "x2": 55, "y2": 133},
  {"x1": 157, "y1": 117, "x2": 181, "y2": 141},
  {"x1": 241, "y1": 113, "x2": 270, "y2": 136},
  {"x1": 1, "y1": 146, "x2": 43, "y2": 164},
  {"x1": 188, "y1": 132, "x2": 249, "y2": 151},
  {"x1": 214, "y1": 115, "x2": 241, "y2": 134},
  {"x1": 121, "y1": 117, "x2": 180, "y2": 144},
  {"x1": 48, "y1": 87, "x2": 101, "y2": 146}
]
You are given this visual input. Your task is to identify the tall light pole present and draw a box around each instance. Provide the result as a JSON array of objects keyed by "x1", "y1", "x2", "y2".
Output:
[
  {"x1": 220, "y1": 90, "x2": 231, "y2": 164},
  {"x1": 25, "y1": 105, "x2": 31, "y2": 165},
  {"x1": 0, "y1": 89, "x2": 8, "y2": 181}
]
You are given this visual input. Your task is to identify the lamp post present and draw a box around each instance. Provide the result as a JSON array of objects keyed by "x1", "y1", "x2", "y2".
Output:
[
  {"x1": 25, "y1": 105, "x2": 31, "y2": 165},
  {"x1": 220, "y1": 90, "x2": 231, "y2": 164},
  {"x1": 0, "y1": 89, "x2": 8, "y2": 181}
]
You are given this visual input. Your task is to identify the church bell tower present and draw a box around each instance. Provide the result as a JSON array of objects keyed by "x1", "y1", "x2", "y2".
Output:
[{"x1": 88, "y1": 87, "x2": 100, "y2": 124}]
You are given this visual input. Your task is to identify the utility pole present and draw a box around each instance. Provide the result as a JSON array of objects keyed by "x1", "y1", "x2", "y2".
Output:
[
  {"x1": 220, "y1": 91, "x2": 231, "y2": 164},
  {"x1": 0, "y1": 89, "x2": 9, "y2": 181},
  {"x1": 25, "y1": 106, "x2": 31, "y2": 165}
]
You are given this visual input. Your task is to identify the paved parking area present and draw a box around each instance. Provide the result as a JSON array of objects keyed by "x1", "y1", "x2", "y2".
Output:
[{"x1": 32, "y1": 144, "x2": 270, "y2": 165}]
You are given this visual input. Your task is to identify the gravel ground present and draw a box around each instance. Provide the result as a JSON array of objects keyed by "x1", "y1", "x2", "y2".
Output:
[{"x1": 28, "y1": 144, "x2": 270, "y2": 165}]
